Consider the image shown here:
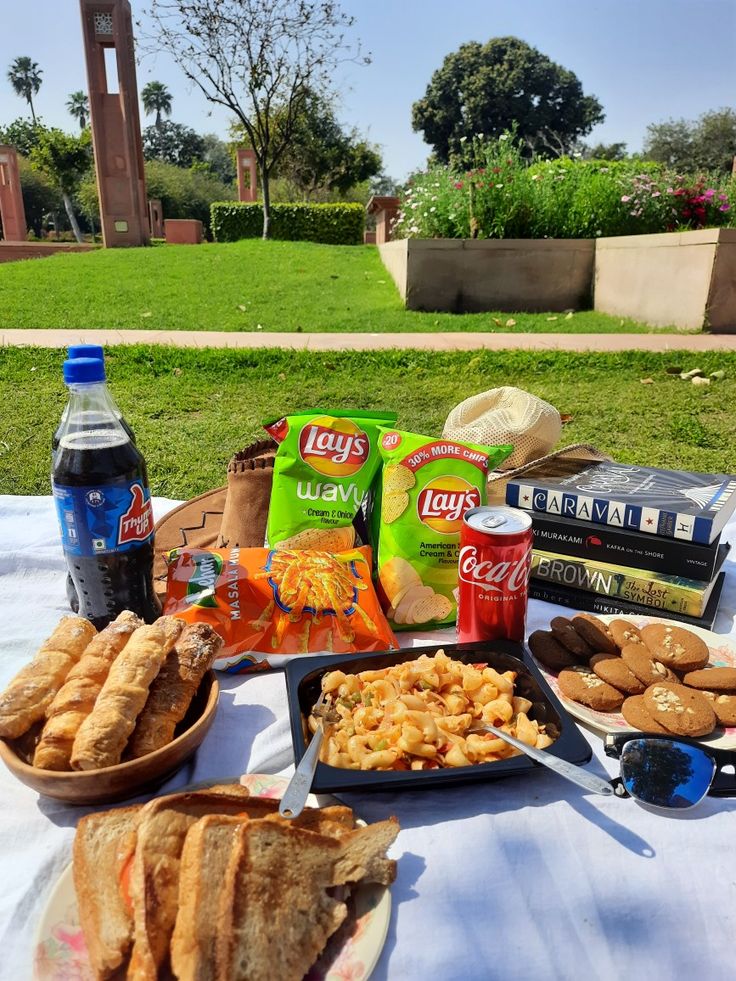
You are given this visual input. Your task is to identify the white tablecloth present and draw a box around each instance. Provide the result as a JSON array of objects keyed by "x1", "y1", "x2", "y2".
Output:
[{"x1": 1, "y1": 495, "x2": 735, "y2": 981}]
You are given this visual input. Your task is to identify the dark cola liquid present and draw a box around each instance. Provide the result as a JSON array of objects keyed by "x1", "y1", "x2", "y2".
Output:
[
  {"x1": 52, "y1": 410, "x2": 137, "y2": 614},
  {"x1": 53, "y1": 431, "x2": 160, "y2": 630}
]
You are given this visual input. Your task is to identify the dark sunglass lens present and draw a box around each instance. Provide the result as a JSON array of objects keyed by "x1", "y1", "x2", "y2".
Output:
[{"x1": 620, "y1": 738, "x2": 716, "y2": 809}]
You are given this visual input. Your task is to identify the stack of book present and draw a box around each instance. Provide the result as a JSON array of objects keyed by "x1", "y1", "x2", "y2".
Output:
[{"x1": 505, "y1": 459, "x2": 736, "y2": 629}]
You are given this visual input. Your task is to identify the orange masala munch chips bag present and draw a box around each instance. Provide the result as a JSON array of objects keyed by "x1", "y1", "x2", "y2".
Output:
[{"x1": 164, "y1": 545, "x2": 397, "y2": 673}]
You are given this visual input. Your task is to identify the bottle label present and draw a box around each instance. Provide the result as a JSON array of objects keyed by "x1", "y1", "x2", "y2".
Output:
[{"x1": 52, "y1": 478, "x2": 154, "y2": 556}]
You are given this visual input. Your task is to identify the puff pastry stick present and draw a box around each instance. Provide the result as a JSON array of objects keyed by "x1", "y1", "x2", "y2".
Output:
[
  {"x1": 0, "y1": 616, "x2": 97, "y2": 739},
  {"x1": 33, "y1": 610, "x2": 143, "y2": 770},
  {"x1": 127, "y1": 622, "x2": 223, "y2": 759},
  {"x1": 70, "y1": 616, "x2": 183, "y2": 770}
]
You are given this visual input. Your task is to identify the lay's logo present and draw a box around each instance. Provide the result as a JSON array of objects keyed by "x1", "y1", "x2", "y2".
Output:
[
  {"x1": 417, "y1": 476, "x2": 481, "y2": 535},
  {"x1": 299, "y1": 416, "x2": 369, "y2": 478}
]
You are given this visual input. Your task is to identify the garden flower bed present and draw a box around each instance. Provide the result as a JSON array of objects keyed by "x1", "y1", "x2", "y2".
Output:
[{"x1": 382, "y1": 134, "x2": 736, "y2": 330}]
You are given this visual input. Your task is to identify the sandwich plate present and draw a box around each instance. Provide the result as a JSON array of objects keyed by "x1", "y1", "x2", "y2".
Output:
[
  {"x1": 33, "y1": 774, "x2": 391, "y2": 981},
  {"x1": 530, "y1": 615, "x2": 736, "y2": 749}
]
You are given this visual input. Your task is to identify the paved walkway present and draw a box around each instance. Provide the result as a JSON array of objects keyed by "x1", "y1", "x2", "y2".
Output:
[{"x1": 2, "y1": 329, "x2": 736, "y2": 351}]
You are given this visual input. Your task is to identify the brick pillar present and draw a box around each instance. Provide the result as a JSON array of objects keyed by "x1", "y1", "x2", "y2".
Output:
[
  {"x1": 79, "y1": 0, "x2": 150, "y2": 247},
  {"x1": 0, "y1": 146, "x2": 27, "y2": 241},
  {"x1": 366, "y1": 195, "x2": 399, "y2": 245},
  {"x1": 236, "y1": 149, "x2": 258, "y2": 202}
]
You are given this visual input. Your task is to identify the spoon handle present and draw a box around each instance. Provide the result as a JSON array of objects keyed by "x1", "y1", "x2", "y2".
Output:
[
  {"x1": 479, "y1": 724, "x2": 614, "y2": 797},
  {"x1": 278, "y1": 725, "x2": 325, "y2": 819}
]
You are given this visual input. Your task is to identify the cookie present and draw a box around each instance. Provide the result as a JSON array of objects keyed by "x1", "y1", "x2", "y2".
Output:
[
  {"x1": 640, "y1": 623, "x2": 710, "y2": 672},
  {"x1": 642, "y1": 682, "x2": 716, "y2": 737},
  {"x1": 620, "y1": 644, "x2": 680, "y2": 686},
  {"x1": 549, "y1": 616, "x2": 594, "y2": 662},
  {"x1": 621, "y1": 695, "x2": 670, "y2": 733},
  {"x1": 590, "y1": 653, "x2": 645, "y2": 694},
  {"x1": 608, "y1": 618, "x2": 644, "y2": 650},
  {"x1": 701, "y1": 691, "x2": 736, "y2": 726},
  {"x1": 558, "y1": 666, "x2": 625, "y2": 711},
  {"x1": 570, "y1": 614, "x2": 618, "y2": 655},
  {"x1": 682, "y1": 667, "x2": 736, "y2": 692},
  {"x1": 528, "y1": 631, "x2": 578, "y2": 671}
]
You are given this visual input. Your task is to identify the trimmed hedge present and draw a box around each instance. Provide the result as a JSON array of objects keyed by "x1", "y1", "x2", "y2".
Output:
[{"x1": 211, "y1": 202, "x2": 364, "y2": 245}]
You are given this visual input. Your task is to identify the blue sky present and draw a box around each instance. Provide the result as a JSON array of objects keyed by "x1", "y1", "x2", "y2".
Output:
[{"x1": 1, "y1": 0, "x2": 734, "y2": 180}]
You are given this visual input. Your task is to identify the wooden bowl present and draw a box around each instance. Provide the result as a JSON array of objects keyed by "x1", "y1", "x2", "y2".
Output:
[{"x1": 0, "y1": 671, "x2": 219, "y2": 805}]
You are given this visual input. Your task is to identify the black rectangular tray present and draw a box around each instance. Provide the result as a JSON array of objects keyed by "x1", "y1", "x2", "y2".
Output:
[{"x1": 284, "y1": 639, "x2": 592, "y2": 793}]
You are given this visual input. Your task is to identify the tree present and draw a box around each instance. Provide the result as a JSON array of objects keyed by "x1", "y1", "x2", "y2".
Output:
[
  {"x1": 692, "y1": 108, "x2": 736, "y2": 173},
  {"x1": 66, "y1": 91, "x2": 90, "y2": 130},
  {"x1": 230, "y1": 90, "x2": 382, "y2": 199},
  {"x1": 642, "y1": 118, "x2": 695, "y2": 170},
  {"x1": 141, "y1": 80, "x2": 173, "y2": 130},
  {"x1": 142, "y1": 120, "x2": 206, "y2": 167},
  {"x1": 7, "y1": 56, "x2": 43, "y2": 123},
  {"x1": 0, "y1": 117, "x2": 46, "y2": 156},
  {"x1": 583, "y1": 141, "x2": 628, "y2": 161},
  {"x1": 200, "y1": 133, "x2": 236, "y2": 184},
  {"x1": 644, "y1": 108, "x2": 736, "y2": 174},
  {"x1": 30, "y1": 129, "x2": 92, "y2": 243},
  {"x1": 412, "y1": 37, "x2": 604, "y2": 163},
  {"x1": 143, "y1": 0, "x2": 366, "y2": 238}
]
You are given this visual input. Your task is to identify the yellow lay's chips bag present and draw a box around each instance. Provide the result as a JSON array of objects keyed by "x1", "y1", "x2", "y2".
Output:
[{"x1": 375, "y1": 428, "x2": 513, "y2": 630}]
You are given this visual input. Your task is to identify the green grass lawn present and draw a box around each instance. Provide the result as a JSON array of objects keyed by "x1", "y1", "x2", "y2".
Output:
[
  {"x1": 1, "y1": 347, "x2": 733, "y2": 497},
  {"x1": 0, "y1": 240, "x2": 679, "y2": 333}
]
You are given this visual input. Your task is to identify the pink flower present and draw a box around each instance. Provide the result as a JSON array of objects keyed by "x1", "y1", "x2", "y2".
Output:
[
  {"x1": 720, "y1": 204, "x2": 731, "y2": 212},
  {"x1": 454, "y1": 181, "x2": 464, "y2": 190},
  {"x1": 621, "y1": 195, "x2": 631, "y2": 203}
]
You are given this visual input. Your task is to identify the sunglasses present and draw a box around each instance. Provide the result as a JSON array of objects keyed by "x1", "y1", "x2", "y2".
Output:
[{"x1": 604, "y1": 732, "x2": 736, "y2": 810}]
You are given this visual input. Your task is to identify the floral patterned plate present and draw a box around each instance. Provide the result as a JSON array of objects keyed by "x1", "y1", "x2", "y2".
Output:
[
  {"x1": 532, "y1": 615, "x2": 736, "y2": 749},
  {"x1": 34, "y1": 773, "x2": 391, "y2": 981}
]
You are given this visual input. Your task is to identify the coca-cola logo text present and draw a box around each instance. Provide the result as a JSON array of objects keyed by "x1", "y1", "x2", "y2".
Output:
[
  {"x1": 118, "y1": 484, "x2": 153, "y2": 545},
  {"x1": 458, "y1": 544, "x2": 530, "y2": 594}
]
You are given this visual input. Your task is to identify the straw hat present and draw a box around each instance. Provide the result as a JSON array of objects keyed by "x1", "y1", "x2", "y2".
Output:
[{"x1": 443, "y1": 387, "x2": 562, "y2": 470}]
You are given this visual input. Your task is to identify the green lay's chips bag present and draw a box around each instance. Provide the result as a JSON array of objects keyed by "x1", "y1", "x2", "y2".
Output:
[
  {"x1": 264, "y1": 409, "x2": 397, "y2": 549},
  {"x1": 375, "y1": 428, "x2": 513, "y2": 630}
]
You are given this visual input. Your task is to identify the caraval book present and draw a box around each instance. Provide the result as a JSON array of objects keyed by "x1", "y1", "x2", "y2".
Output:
[
  {"x1": 529, "y1": 572, "x2": 726, "y2": 632},
  {"x1": 530, "y1": 544, "x2": 729, "y2": 618},
  {"x1": 530, "y1": 510, "x2": 723, "y2": 579},
  {"x1": 506, "y1": 458, "x2": 736, "y2": 545}
]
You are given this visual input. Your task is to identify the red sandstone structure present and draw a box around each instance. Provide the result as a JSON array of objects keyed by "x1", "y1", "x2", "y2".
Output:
[
  {"x1": 80, "y1": 0, "x2": 149, "y2": 247},
  {"x1": 366, "y1": 196, "x2": 399, "y2": 245},
  {"x1": 148, "y1": 199, "x2": 164, "y2": 238},
  {"x1": 237, "y1": 149, "x2": 258, "y2": 202},
  {"x1": 164, "y1": 219, "x2": 203, "y2": 244},
  {"x1": 0, "y1": 146, "x2": 27, "y2": 241}
]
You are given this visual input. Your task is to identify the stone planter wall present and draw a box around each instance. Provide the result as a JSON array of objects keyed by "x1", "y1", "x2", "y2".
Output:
[
  {"x1": 594, "y1": 228, "x2": 736, "y2": 332},
  {"x1": 379, "y1": 238, "x2": 594, "y2": 313}
]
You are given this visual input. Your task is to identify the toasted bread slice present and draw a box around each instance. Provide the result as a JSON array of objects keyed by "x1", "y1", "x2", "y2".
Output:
[
  {"x1": 127, "y1": 786, "x2": 277, "y2": 981},
  {"x1": 73, "y1": 804, "x2": 143, "y2": 979},
  {"x1": 215, "y1": 817, "x2": 400, "y2": 981},
  {"x1": 170, "y1": 804, "x2": 358, "y2": 981}
]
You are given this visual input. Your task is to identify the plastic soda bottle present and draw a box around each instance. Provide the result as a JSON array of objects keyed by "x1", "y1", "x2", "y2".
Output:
[{"x1": 52, "y1": 357, "x2": 160, "y2": 629}]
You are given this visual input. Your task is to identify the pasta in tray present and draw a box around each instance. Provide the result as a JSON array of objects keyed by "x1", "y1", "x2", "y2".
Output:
[{"x1": 309, "y1": 650, "x2": 555, "y2": 771}]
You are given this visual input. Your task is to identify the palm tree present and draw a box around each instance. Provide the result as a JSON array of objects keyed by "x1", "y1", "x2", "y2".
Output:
[
  {"x1": 141, "y1": 81, "x2": 173, "y2": 131},
  {"x1": 66, "y1": 91, "x2": 90, "y2": 130},
  {"x1": 7, "y1": 56, "x2": 43, "y2": 123}
]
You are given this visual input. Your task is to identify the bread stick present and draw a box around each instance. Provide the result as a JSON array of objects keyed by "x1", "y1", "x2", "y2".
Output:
[
  {"x1": 70, "y1": 617, "x2": 183, "y2": 770},
  {"x1": 126, "y1": 622, "x2": 223, "y2": 760},
  {"x1": 0, "y1": 616, "x2": 97, "y2": 739},
  {"x1": 33, "y1": 611, "x2": 143, "y2": 770}
]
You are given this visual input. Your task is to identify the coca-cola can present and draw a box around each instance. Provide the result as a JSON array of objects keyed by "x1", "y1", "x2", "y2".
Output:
[{"x1": 457, "y1": 506, "x2": 533, "y2": 644}]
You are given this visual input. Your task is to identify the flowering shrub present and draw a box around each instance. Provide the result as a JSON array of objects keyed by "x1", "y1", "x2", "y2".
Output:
[{"x1": 393, "y1": 134, "x2": 735, "y2": 240}]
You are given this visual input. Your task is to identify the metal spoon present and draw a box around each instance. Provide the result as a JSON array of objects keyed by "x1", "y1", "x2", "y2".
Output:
[
  {"x1": 279, "y1": 693, "x2": 339, "y2": 819},
  {"x1": 473, "y1": 723, "x2": 614, "y2": 797}
]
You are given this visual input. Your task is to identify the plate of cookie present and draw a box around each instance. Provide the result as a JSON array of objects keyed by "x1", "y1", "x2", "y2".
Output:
[{"x1": 528, "y1": 614, "x2": 736, "y2": 749}]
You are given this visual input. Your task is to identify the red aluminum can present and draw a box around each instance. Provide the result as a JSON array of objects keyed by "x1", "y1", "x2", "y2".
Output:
[{"x1": 457, "y1": 506, "x2": 533, "y2": 644}]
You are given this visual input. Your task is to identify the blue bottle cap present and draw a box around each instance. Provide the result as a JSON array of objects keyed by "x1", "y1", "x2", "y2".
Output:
[
  {"x1": 63, "y1": 357, "x2": 106, "y2": 384},
  {"x1": 67, "y1": 344, "x2": 105, "y2": 365}
]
